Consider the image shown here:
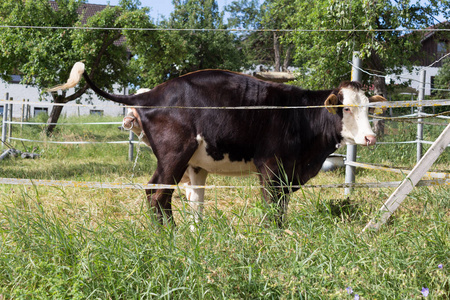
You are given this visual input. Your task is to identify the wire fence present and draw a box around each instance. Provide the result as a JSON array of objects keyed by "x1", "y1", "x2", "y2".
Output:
[
  {"x1": 1, "y1": 120, "x2": 449, "y2": 192},
  {"x1": 1, "y1": 62, "x2": 449, "y2": 192},
  {"x1": 1, "y1": 98, "x2": 449, "y2": 162},
  {"x1": 0, "y1": 177, "x2": 448, "y2": 190},
  {"x1": 1, "y1": 25, "x2": 450, "y2": 33},
  {"x1": 1, "y1": 98, "x2": 450, "y2": 110},
  {"x1": 1, "y1": 84, "x2": 450, "y2": 131},
  {"x1": 1, "y1": 99, "x2": 449, "y2": 146}
]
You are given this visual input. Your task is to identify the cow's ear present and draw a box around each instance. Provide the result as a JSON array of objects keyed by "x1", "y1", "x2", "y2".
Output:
[
  {"x1": 369, "y1": 95, "x2": 387, "y2": 114},
  {"x1": 324, "y1": 94, "x2": 339, "y2": 114},
  {"x1": 369, "y1": 95, "x2": 387, "y2": 103}
]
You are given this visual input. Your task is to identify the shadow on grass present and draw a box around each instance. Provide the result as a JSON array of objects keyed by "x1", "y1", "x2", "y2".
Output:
[{"x1": 315, "y1": 197, "x2": 363, "y2": 221}]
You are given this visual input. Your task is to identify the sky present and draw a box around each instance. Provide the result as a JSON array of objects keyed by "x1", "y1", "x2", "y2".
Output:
[
  {"x1": 88, "y1": 0, "x2": 231, "y2": 20},
  {"x1": 87, "y1": 0, "x2": 445, "y2": 25}
]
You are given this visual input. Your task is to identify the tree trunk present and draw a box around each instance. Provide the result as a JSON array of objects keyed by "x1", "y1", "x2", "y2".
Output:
[
  {"x1": 43, "y1": 31, "x2": 121, "y2": 136},
  {"x1": 273, "y1": 32, "x2": 281, "y2": 72},
  {"x1": 372, "y1": 74, "x2": 387, "y2": 137},
  {"x1": 46, "y1": 94, "x2": 67, "y2": 136},
  {"x1": 373, "y1": 75, "x2": 387, "y2": 97},
  {"x1": 282, "y1": 44, "x2": 294, "y2": 71}
]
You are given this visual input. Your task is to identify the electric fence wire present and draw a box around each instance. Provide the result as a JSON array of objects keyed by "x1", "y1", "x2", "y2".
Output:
[{"x1": 1, "y1": 25, "x2": 450, "y2": 33}]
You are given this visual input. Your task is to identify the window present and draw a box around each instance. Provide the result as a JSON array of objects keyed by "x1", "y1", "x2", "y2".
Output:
[
  {"x1": 437, "y1": 41, "x2": 447, "y2": 57},
  {"x1": 0, "y1": 106, "x2": 3, "y2": 117},
  {"x1": 34, "y1": 107, "x2": 48, "y2": 117},
  {"x1": 90, "y1": 110, "x2": 104, "y2": 116},
  {"x1": 9, "y1": 75, "x2": 21, "y2": 84}
]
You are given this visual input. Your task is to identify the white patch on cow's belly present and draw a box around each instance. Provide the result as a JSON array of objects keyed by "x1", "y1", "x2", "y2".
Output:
[{"x1": 188, "y1": 135, "x2": 257, "y2": 176}]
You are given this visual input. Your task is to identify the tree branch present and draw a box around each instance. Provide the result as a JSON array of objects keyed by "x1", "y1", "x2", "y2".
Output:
[{"x1": 90, "y1": 31, "x2": 123, "y2": 77}]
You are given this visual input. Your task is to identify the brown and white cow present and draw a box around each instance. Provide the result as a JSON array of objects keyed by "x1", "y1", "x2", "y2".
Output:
[{"x1": 48, "y1": 62, "x2": 386, "y2": 226}]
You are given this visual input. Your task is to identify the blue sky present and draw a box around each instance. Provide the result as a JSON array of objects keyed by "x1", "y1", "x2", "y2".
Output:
[
  {"x1": 87, "y1": 0, "x2": 445, "y2": 24},
  {"x1": 88, "y1": 0, "x2": 232, "y2": 20}
]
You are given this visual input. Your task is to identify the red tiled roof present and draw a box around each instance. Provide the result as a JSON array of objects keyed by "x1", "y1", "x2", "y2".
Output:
[
  {"x1": 49, "y1": 1, "x2": 127, "y2": 47},
  {"x1": 49, "y1": 1, "x2": 111, "y2": 25},
  {"x1": 420, "y1": 21, "x2": 449, "y2": 42}
]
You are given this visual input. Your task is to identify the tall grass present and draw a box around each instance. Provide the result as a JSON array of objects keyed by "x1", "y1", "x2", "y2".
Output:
[{"x1": 0, "y1": 115, "x2": 448, "y2": 298}]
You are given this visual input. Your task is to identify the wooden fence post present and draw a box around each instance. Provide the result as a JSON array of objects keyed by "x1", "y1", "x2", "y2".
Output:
[{"x1": 363, "y1": 122, "x2": 450, "y2": 232}]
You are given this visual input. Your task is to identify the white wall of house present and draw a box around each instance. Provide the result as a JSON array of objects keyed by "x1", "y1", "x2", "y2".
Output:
[
  {"x1": 389, "y1": 66, "x2": 441, "y2": 96},
  {"x1": 0, "y1": 80, "x2": 127, "y2": 119}
]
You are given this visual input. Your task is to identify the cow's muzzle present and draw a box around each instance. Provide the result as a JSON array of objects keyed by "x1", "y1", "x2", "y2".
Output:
[
  {"x1": 365, "y1": 135, "x2": 376, "y2": 146},
  {"x1": 122, "y1": 116, "x2": 136, "y2": 130}
]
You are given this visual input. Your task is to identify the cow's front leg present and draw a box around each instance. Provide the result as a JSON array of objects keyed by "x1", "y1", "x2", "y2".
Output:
[
  {"x1": 257, "y1": 160, "x2": 292, "y2": 227},
  {"x1": 259, "y1": 181, "x2": 290, "y2": 227}
]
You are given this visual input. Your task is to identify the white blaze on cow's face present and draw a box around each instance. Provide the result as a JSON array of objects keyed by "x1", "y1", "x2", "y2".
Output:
[{"x1": 340, "y1": 87, "x2": 377, "y2": 146}]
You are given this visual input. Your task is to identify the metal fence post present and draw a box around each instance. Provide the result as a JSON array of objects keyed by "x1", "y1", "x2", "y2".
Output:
[
  {"x1": 26, "y1": 99, "x2": 31, "y2": 121},
  {"x1": 1, "y1": 93, "x2": 9, "y2": 148},
  {"x1": 417, "y1": 69, "x2": 425, "y2": 162},
  {"x1": 8, "y1": 97, "x2": 13, "y2": 143},
  {"x1": 345, "y1": 52, "x2": 362, "y2": 196},
  {"x1": 122, "y1": 87, "x2": 134, "y2": 161},
  {"x1": 21, "y1": 99, "x2": 25, "y2": 131},
  {"x1": 128, "y1": 130, "x2": 134, "y2": 161}
]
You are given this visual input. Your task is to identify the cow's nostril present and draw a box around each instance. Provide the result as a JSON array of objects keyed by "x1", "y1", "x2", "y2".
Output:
[{"x1": 365, "y1": 135, "x2": 376, "y2": 146}]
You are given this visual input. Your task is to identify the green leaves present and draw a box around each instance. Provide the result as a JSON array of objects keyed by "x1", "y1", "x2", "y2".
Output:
[
  {"x1": 0, "y1": 0, "x2": 446, "y2": 97},
  {"x1": 125, "y1": 0, "x2": 244, "y2": 88},
  {"x1": 434, "y1": 58, "x2": 450, "y2": 99},
  {"x1": 282, "y1": 0, "x2": 443, "y2": 89},
  {"x1": 0, "y1": 0, "x2": 149, "y2": 96}
]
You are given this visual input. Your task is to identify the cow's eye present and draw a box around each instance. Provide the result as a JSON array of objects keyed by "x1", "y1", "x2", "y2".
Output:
[{"x1": 343, "y1": 107, "x2": 351, "y2": 112}]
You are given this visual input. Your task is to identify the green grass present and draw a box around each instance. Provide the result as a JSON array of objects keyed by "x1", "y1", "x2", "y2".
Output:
[{"x1": 0, "y1": 115, "x2": 449, "y2": 299}]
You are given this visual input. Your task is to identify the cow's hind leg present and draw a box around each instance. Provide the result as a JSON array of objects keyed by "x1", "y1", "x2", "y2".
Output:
[
  {"x1": 184, "y1": 166, "x2": 208, "y2": 229},
  {"x1": 146, "y1": 145, "x2": 198, "y2": 226},
  {"x1": 146, "y1": 184, "x2": 176, "y2": 226}
]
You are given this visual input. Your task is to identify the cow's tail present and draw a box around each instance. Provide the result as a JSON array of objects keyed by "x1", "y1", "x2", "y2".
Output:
[
  {"x1": 46, "y1": 62, "x2": 85, "y2": 92},
  {"x1": 46, "y1": 61, "x2": 135, "y2": 106}
]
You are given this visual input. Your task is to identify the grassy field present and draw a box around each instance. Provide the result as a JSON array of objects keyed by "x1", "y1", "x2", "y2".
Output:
[{"x1": 0, "y1": 114, "x2": 449, "y2": 299}]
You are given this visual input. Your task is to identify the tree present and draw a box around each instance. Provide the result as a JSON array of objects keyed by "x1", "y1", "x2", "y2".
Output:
[
  {"x1": 226, "y1": 0, "x2": 271, "y2": 68},
  {"x1": 0, "y1": 0, "x2": 151, "y2": 134},
  {"x1": 126, "y1": 0, "x2": 244, "y2": 88},
  {"x1": 287, "y1": 0, "x2": 448, "y2": 92},
  {"x1": 261, "y1": 0, "x2": 296, "y2": 72},
  {"x1": 434, "y1": 57, "x2": 450, "y2": 99},
  {"x1": 226, "y1": 0, "x2": 296, "y2": 71}
]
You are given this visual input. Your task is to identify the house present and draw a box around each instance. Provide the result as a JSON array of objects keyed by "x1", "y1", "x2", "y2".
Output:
[
  {"x1": 0, "y1": 2, "x2": 127, "y2": 119},
  {"x1": 390, "y1": 22, "x2": 450, "y2": 95}
]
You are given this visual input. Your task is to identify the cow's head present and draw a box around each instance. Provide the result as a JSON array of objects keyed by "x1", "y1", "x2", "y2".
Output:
[{"x1": 325, "y1": 82, "x2": 386, "y2": 146}]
